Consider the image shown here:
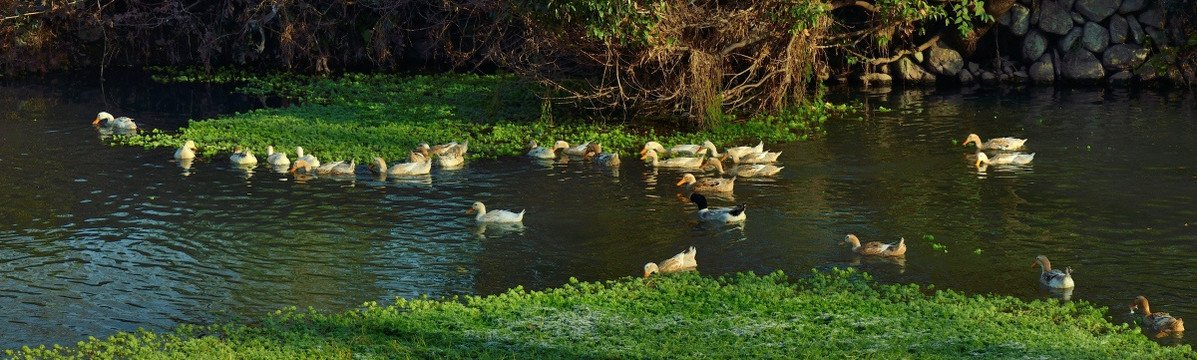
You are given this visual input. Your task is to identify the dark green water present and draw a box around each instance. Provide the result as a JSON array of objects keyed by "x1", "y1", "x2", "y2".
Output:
[{"x1": 1, "y1": 74, "x2": 1194, "y2": 349}]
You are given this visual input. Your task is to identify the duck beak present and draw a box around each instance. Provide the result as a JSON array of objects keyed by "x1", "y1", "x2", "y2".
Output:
[
  {"x1": 640, "y1": 153, "x2": 649, "y2": 160},
  {"x1": 1030, "y1": 262, "x2": 1039, "y2": 268},
  {"x1": 91, "y1": 117, "x2": 101, "y2": 125},
  {"x1": 643, "y1": 272, "x2": 651, "y2": 278},
  {"x1": 639, "y1": 148, "x2": 647, "y2": 155},
  {"x1": 466, "y1": 209, "x2": 475, "y2": 214},
  {"x1": 675, "y1": 178, "x2": 687, "y2": 186},
  {"x1": 975, "y1": 158, "x2": 982, "y2": 167}
]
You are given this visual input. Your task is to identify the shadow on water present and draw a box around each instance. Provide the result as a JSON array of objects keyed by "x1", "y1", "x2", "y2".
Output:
[{"x1": 2, "y1": 74, "x2": 1196, "y2": 349}]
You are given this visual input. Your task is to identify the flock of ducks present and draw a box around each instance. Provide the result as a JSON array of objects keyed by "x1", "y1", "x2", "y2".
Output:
[{"x1": 93, "y1": 112, "x2": 1181, "y2": 339}]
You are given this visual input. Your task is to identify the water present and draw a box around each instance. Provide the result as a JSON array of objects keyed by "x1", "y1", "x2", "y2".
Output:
[{"x1": 1, "y1": 74, "x2": 1195, "y2": 349}]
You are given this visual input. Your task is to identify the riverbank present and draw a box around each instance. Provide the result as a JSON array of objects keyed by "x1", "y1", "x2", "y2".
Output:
[
  {"x1": 115, "y1": 69, "x2": 839, "y2": 161},
  {"x1": 5, "y1": 269, "x2": 1191, "y2": 359}
]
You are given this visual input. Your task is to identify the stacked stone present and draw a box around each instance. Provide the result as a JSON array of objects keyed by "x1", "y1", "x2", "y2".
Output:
[{"x1": 855, "y1": 0, "x2": 1189, "y2": 87}]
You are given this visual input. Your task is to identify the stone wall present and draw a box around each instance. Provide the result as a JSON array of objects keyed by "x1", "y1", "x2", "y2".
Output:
[{"x1": 856, "y1": 0, "x2": 1193, "y2": 87}]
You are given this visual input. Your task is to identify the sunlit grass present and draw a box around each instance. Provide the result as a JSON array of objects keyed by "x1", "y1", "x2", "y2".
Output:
[{"x1": 6, "y1": 269, "x2": 1192, "y2": 359}]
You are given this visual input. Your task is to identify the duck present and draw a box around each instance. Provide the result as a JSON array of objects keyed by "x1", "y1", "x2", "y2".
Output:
[
  {"x1": 1031, "y1": 255, "x2": 1074, "y2": 289},
  {"x1": 467, "y1": 201, "x2": 525, "y2": 223},
  {"x1": 295, "y1": 146, "x2": 321, "y2": 167},
  {"x1": 175, "y1": 140, "x2": 198, "y2": 160},
  {"x1": 92, "y1": 112, "x2": 137, "y2": 131},
  {"x1": 688, "y1": 193, "x2": 746, "y2": 224},
  {"x1": 266, "y1": 146, "x2": 290, "y2": 167},
  {"x1": 963, "y1": 133, "x2": 1027, "y2": 151},
  {"x1": 975, "y1": 152, "x2": 1034, "y2": 167},
  {"x1": 839, "y1": 234, "x2": 906, "y2": 257},
  {"x1": 229, "y1": 146, "x2": 258, "y2": 165},
  {"x1": 676, "y1": 173, "x2": 735, "y2": 193},
  {"x1": 370, "y1": 156, "x2": 431, "y2": 176},
  {"x1": 643, "y1": 246, "x2": 697, "y2": 278},
  {"x1": 641, "y1": 140, "x2": 715, "y2": 156},
  {"x1": 704, "y1": 158, "x2": 783, "y2": 177},
  {"x1": 724, "y1": 150, "x2": 782, "y2": 164},
  {"x1": 641, "y1": 149, "x2": 705, "y2": 169},
  {"x1": 437, "y1": 145, "x2": 467, "y2": 168},
  {"x1": 558, "y1": 141, "x2": 591, "y2": 157},
  {"x1": 289, "y1": 159, "x2": 315, "y2": 176},
  {"x1": 1130, "y1": 296, "x2": 1185, "y2": 337},
  {"x1": 583, "y1": 143, "x2": 621, "y2": 167},
  {"x1": 314, "y1": 159, "x2": 356, "y2": 176},
  {"x1": 724, "y1": 141, "x2": 765, "y2": 160},
  {"x1": 527, "y1": 140, "x2": 565, "y2": 159}
]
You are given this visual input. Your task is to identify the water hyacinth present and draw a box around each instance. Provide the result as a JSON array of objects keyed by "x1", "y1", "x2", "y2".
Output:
[
  {"x1": 115, "y1": 68, "x2": 841, "y2": 161},
  {"x1": 6, "y1": 270, "x2": 1192, "y2": 359}
]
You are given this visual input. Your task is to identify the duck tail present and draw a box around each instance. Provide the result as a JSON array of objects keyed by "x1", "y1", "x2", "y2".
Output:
[{"x1": 729, "y1": 203, "x2": 747, "y2": 216}]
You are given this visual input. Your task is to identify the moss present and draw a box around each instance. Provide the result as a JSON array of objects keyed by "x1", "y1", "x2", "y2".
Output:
[
  {"x1": 6, "y1": 269, "x2": 1192, "y2": 359},
  {"x1": 115, "y1": 69, "x2": 838, "y2": 161}
]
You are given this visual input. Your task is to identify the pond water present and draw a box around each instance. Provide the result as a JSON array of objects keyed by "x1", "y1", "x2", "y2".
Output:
[{"x1": 1, "y1": 73, "x2": 1195, "y2": 349}]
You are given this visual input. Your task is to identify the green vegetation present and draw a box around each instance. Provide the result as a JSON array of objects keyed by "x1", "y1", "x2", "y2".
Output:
[
  {"x1": 117, "y1": 70, "x2": 841, "y2": 161},
  {"x1": 6, "y1": 269, "x2": 1191, "y2": 359}
]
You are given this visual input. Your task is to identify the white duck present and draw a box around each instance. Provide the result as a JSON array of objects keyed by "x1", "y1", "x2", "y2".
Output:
[
  {"x1": 641, "y1": 140, "x2": 714, "y2": 156},
  {"x1": 704, "y1": 158, "x2": 782, "y2": 177},
  {"x1": 175, "y1": 140, "x2": 198, "y2": 160},
  {"x1": 1031, "y1": 255, "x2": 1075, "y2": 289},
  {"x1": 266, "y1": 146, "x2": 290, "y2": 167},
  {"x1": 975, "y1": 152, "x2": 1034, "y2": 167},
  {"x1": 314, "y1": 159, "x2": 356, "y2": 176},
  {"x1": 295, "y1": 146, "x2": 321, "y2": 167},
  {"x1": 558, "y1": 140, "x2": 591, "y2": 157},
  {"x1": 963, "y1": 133, "x2": 1027, "y2": 151},
  {"x1": 689, "y1": 193, "x2": 746, "y2": 224},
  {"x1": 641, "y1": 149, "x2": 705, "y2": 169},
  {"x1": 92, "y1": 112, "x2": 137, "y2": 132},
  {"x1": 527, "y1": 140, "x2": 565, "y2": 159},
  {"x1": 643, "y1": 246, "x2": 698, "y2": 278},
  {"x1": 467, "y1": 201, "x2": 525, "y2": 223},
  {"x1": 370, "y1": 156, "x2": 431, "y2": 176},
  {"x1": 437, "y1": 145, "x2": 466, "y2": 168},
  {"x1": 229, "y1": 146, "x2": 258, "y2": 165},
  {"x1": 724, "y1": 141, "x2": 765, "y2": 160},
  {"x1": 725, "y1": 150, "x2": 782, "y2": 164}
]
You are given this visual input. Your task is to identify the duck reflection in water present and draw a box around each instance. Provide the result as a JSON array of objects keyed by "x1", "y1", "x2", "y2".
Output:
[
  {"x1": 846, "y1": 255, "x2": 907, "y2": 274},
  {"x1": 472, "y1": 222, "x2": 526, "y2": 239}
]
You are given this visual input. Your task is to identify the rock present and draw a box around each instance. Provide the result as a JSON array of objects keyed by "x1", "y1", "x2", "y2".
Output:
[
  {"x1": 1023, "y1": 30, "x2": 1049, "y2": 63},
  {"x1": 1109, "y1": 15, "x2": 1128, "y2": 44},
  {"x1": 980, "y1": 71, "x2": 999, "y2": 85},
  {"x1": 1071, "y1": 12, "x2": 1087, "y2": 24},
  {"x1": 1059, "y1": 0, "x2": 1077, "y2": 11},
  {"x1": 1075, "y1": 0, "x2": 1120, "y2": 22},
  {"x1": 858, "y1": 73, "x2": 893, "y2": 85},
  {"x1": 1030, "y1": 55, "x2": 1056, "y2": 84},
  {"x1": 1038, "y1": 0, "x2": 1074, "y2": 35},
  {"x1": 1118, "y1": 0, "x2": 1145, "y2": 13},
  {"x1": 1128, "y1": 15, "x2": 1145, "y2": 44},
  {"x1": 1108, "y1": 71, "x2": 1134, "y2": 85},
  {"x1": 1134, "y1": 57, "x2": 1159, "y2": 82},
  {"x1": 968, "y1": 62, "x2": 980, "y2": 73},
  {"x1": 960, "y1": 69, "x2": 976, "y2": 85},
  {"x1": 999, "y1": 9, "x2": 1013, "y2": 26},
  {"x1": 927, "y1": 42, "x2": 964, "y2": 76},
  {"x1": 1137, "y1": 6, "x2": 1165, "y2": 28},
  {"x1": 1058, "y1": 27, "x2": 1084, "y2": 52},
  {"x1": 1008, "y1": 5, "x2": 1031, "y2": 36},
  {"x1": 1102, "y1": 44, "x2": 1149, "y2": 71},
  {"x1": 1013, "y1": 71, "x2": 1030, "y2": 82},
  {"x1": 1061, "y1": 48, "x2": 1105, "y2": 82},
  {"x1": 1082, "y1": 22, "x2": 1109, "y2": 53},
  {"x1": 1146, "y1": 27, "x2": 1168, "y2": 48},
  {"x1": 895, "y1": 57, "x2": 935, "y2": 84},
  {"x1": 912, "y1": 52, "x2": 924, "y2": 63}
]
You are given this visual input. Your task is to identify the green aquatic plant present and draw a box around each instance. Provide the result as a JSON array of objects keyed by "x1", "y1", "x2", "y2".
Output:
[
  {"x1": 5, "y1": 269, "x2": 1192, "y2": 359},
  {"x1": 116, "y1": 69, "x2": 839, "y2": 160}
]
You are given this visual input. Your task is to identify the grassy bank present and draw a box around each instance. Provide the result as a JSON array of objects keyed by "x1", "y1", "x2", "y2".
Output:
[
  {"x1": 117, "y1": 69, "x2": 838, "y2": 161},
  {"x1": 5, "y1": 269, "x2": 1191, "y2": 359}
]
